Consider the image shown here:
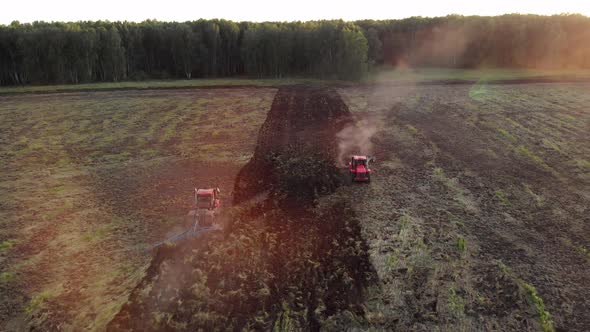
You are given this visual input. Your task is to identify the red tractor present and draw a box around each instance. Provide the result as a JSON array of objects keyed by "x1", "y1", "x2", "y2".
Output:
[
  {"x1": 193, "y1": 188, "x2": 221, "y2": 227},
  {"x1": 150, "y1": 187, "x2": 222, "y2": 250},
  {"x1": 349, "y1": 155, "x2": 375, "y2": 183}
]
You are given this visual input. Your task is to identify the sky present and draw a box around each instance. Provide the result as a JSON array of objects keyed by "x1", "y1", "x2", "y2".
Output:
[{"x1": 2, "y1": 0, "x2": 590, "y2": 24}]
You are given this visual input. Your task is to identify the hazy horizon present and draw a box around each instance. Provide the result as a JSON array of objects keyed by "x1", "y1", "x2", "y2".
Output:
[{"x1": 3, "y1": 0, "x2": 590, "y2": 24}]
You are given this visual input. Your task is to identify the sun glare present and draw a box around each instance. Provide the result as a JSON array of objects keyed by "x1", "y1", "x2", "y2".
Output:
[{"x1": 2, "y1": 0, "x2": 590, "y2": 23}]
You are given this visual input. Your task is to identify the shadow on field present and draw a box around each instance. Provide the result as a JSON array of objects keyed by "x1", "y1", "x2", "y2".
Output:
[{"x1": 108, "y1": 87, "x2": 377, "y2": 331}]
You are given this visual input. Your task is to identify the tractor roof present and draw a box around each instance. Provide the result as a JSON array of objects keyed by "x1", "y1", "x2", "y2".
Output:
[
  {"x1": 352, "y1": 155, "x2": 367, "y2": 160},
  {"x1": 196, "y1": 189, "x2": 215, "y2": 195}
]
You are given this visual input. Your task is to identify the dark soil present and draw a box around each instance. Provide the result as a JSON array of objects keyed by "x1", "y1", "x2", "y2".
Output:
[
  {"x1": 88, "y1": 159, "x2": 242, "y2": 238},
  {"x1": 329, "y1": 83, "x2": 590, "y2": 331},
  {"x1": 108, "y1": 87, "x2": 376, "y2": 331},
  {"x1": 233, "y1": 86, "x2": 352, "y2": 204},
  {"x1": 383, "y1": 96, "x2": 590, "y2": 331},
  {"x1": 398, "y1": 105, "x2": 590, "y2": 331}
]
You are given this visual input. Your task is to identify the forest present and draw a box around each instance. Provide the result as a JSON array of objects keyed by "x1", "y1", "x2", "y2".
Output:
[{"x1": 1, "y1": 14, "x2": 589, "y2": 85}]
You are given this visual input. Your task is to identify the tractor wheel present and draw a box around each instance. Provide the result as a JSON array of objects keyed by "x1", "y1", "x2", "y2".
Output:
[
  {"x1": 351, "y1": 173, "x2": 355, "y2": 183},
  {"x1": 367, "y1": 174, "x2": 371, "y2": 183}
]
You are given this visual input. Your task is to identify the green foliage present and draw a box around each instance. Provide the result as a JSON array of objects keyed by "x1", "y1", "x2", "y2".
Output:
[
  {"x1": 497, "y1": 261, "x2": 554, "y2": 331},
  {"x1": 241, "y1": 21, "x2": 368, "y2": 80},
  {"x1": 0, "y1": 20, "x2": 368, "y2": 84},
  {"x1": 124, "y1": 199, "x2": 374, "y2": 330},
  {"x1": 25, "y1": 291, "x2": 53, "y2": 314},
  {"x1": 386, "y1": 254, "x2": 397, "y2": 269},
  {"x1": 542, "y1": 138, "x2": 563, "y2": 153},
  {"x1": 575, "y1": 159, "x2": 590, "y2": 170},
  {"x1": 0, "y1": 239, "x2": 15, "y2": 252},
  {"x1": 83, "y1": 224, "x2": 113, "y2": 242},
  {"x1": 0, "y1": 272, "x2": 15, "y2": 283},
  {"x1": 522, "y1": 283, "x2": 554, "y2": 332},
  {"x1": 495, "y1": 190, "x2": 510, "y2": 206},
  {"x1": 578, "y1": 246, "x2": 590, "y2": 259},
  {"x1": 3, "y1": 14, "x2": 590, "y2": 85},
  {"x1": 497, "y1": 260, "x2": 510, "y2": 275},
  {"x1": 457, "y1": 236, "x2": 467, "y2": 253},
  {"x1": 433, "y1": 167, "x2": 445, "y2": 178},
  {"x1": 448, "y1": 287, "x2": 465, "y2": 317},
  {"x1": 497, "y1": 128, "x2": 517, "y2": 141},
  {"x1": 141, "y1": 149, "x2": 160, "y2": 157},
  {"x1": 270, "y1": 146, "x2": 341, "y2": 200},
  {"x1": 272, "y1": 309, "x2": 297, "y2": 332},
  {"x1": 523, "y1": 184, "x2": 544, "y2": 207},
  {"x1": 516, "y1": 145, "x2": 546, "y2": 167},
  {"x1": 406, "y1": 125, "x2": 418, "y2": 134}
]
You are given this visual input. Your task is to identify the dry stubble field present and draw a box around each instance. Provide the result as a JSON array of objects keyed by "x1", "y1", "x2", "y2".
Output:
[{"x1": 0, "y1": 88, "x2": 276, "y2": 330}]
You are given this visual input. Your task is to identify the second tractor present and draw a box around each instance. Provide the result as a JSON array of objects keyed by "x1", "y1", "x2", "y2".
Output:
[{"x1": 349, "y1": 155, "x2": 375, "y2": 183}]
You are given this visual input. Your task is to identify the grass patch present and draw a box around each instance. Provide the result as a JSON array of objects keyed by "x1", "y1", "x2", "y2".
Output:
[
  {"x1": 522, "y1": 282, "x2": 554, "y2": 332},
  {"x1": 386, "y1": 254, "x2": 397, "y2": 270},
  {"x1": 273, "y1": 308, "x2": 298, "y2": 331},
  {"x1": 3, "y1": 69, "x2": 587, "y2": 95},
  {"x1": 140, "y1": 149, "x2": 161, "y2": 157},
  {"x1": 448, "y1": 287, "x2": 465, "y2": 318},
  {"x1": 498, "y1": 260, "x2": 510, "y2": 275},
  {"x1": 523, "y1": 184, "x2": 544, "y2": 207},
  {"x1": 25, "y1": 290, "x2": 54, "y2": 314},
  {"x1": 433, "y1": 167, "x2": 453, "y2": 187},
  {"x1": 433, "y1": 167, "x2": 478, "y2": 213},
  {"x1": 495, "y1": 190, "x2": 510, "y2": 206},
  {"x1": 556, "y1": 113, "x2": 576, "y2": 124},
  {"x1": 503, "y1": 116, "x2": 530, "y2": 133},
  {"x1": 2, "y1": 87, "x2": 274, "y2": 168},
  {"x1": 83, "y1": 224, "x2": 114, "y2": 243},
  {"x1": 515, "y1": 145, "x2": 549, "y2": 170},
  {"x1": 497, "y1": 261, "x2": 554, "y2": 332},
  {"x1": 574, "y1": 159, "x2": 590, "y2": 170},
  {"x1": 405, "y1": 124, "x2": 418, "y2": 134},
  {"x1": 578, "y1": 246, "x2": 590, "y2": 259},
  {"x1": 541, "y1": 138, "x2": 563, "y2": 154},
  {"x1": 99, "y1": 152, "x2": 132, "y2": 163},
  {"x1": 0, "y1": 78, "x2": 338, "y2": 95},
  {"x1": 0, "y1": 272, "x2": 16, "y2": 283},
  {"x1": 397, "y1": 213, "x2": 414, "y2": 243},
  {"x1": 457, "y1": 236, "x2": 467, "y2": 253},
  {"x1": 367, "y1": 67, "x2": 590, "y2": 83},
  {"x1": 0, "y1": 239, "x2": 15, "y2": 252},
  {"x1": 497, "y1": 128, "x2": 517, "y2": 142}
]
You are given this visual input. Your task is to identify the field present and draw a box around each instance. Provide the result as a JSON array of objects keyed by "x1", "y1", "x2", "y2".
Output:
[
  {"x1": 2, "y1": 67, "x2": 590, "y2": 95},
  {"x1": 0, "y1": 79, "x2": 333, "y2": 95},
  {"x1": 338, "y1": 82, "x2": 590, "y2": 331},
  {"x1": 366, "y1": 67, "x2": 590, "y2": 83},
  {"x1": 0, "y1": 88, "x2": 276, "y2": 330},
  {"x1": 1, "y1": 76, "x2": 589, "y2": 331}
]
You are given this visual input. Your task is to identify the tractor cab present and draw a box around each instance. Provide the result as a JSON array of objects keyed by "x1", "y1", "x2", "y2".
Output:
[
  {"x1": 152, "y1": 187, "x2": 223, "y2": 249},
  {"x1": 193, "y1": 188, "x2": 221, "y2": 227},
  {"x1": 349, "y1": 155, "x2": 374, "y2": 182},
  {"x1": 195, "y1": 188, "x2": 220, "y2": 210}
]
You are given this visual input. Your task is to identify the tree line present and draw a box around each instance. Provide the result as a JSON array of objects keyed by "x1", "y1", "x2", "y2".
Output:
[{"x1": 0, "y1": 14, "x2": 589, "y2": 85}]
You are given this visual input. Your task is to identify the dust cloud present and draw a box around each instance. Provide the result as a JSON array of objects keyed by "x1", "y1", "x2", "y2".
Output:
[
  {"x1": 381, "y1": 24, "x2": 472, "y2": 68},
  {"x1": 336, "y1": 118, "x2": 378, "y2": 167},
  {"x1": 336, "y1": 25, "x2": 470, "y2": 166}
]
